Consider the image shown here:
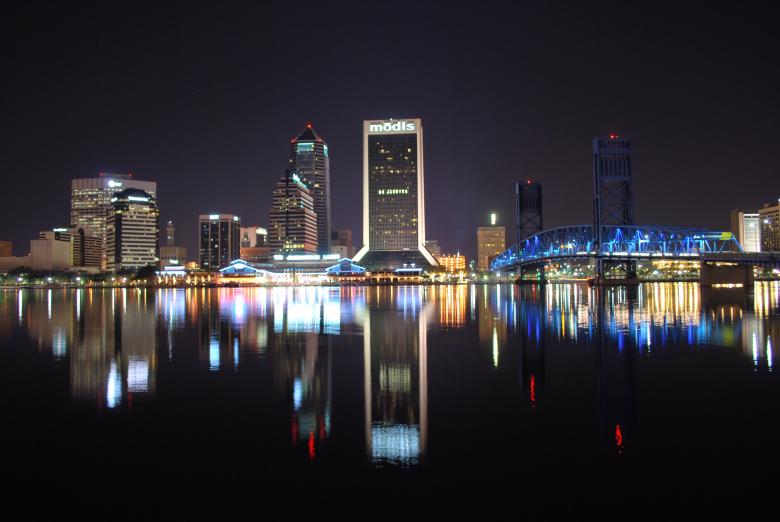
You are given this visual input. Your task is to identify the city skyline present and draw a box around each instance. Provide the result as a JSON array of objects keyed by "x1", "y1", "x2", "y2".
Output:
[{"x1": 3, "y1": 2, "x2": 778, "y2": 263}]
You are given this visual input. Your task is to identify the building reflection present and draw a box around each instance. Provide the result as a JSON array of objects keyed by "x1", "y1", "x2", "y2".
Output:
[
  {"x1": 267, "y1": 287, "x2": 365, "y2": 459},
  {"x1": 517, "y1": 285, "x2": 546, "y2": 409},
  {"x1": 363, "y1": 286, "x2": 431, "y2": 467},
  {"x1": 478, "y1": 284, "x2": 508, "y2": 367},
  {"x1": 4, "y1": 288, "x2": 158, "y2": 409}
]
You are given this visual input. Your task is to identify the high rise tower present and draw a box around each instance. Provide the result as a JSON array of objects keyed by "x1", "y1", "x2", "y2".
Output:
[
  {"x1": 289, "y1": 123, "x2": 331, "y2": 254},
  {"x1": 353, "y1": 118, "x2": 438, "y2": 270},
  {"x1": 106, "y1": 189, "x2": 160, "y2": 272},
  {"x1": 71, "y1": 172, "x2": 156, "y2": 267},
  {"x1": 268, "y1": 169, "x2": 318, "y2": 253}
]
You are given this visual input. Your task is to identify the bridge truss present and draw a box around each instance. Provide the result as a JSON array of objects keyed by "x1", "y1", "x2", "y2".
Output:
[{"x1": 491, "y1": 225, "x2": 743, "y2": 272}]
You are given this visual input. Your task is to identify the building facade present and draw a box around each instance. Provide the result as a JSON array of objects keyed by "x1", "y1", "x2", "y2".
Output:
[
  {"x1": 106, "y1": 189, "x2": 160, "y2": 272},
  {"x1": 759, "y1": 200, "x2": 780, "y2": 252},
  {"x1": 289, "y1": 124, "x2": 331, "y2": 254},
  {"x1": 159, "y1": 220, "x2": 187, "y2": 266},
  {"x1": 353, "y1": 118, "x2": 438, "y2": 270},
  {"x1": 41, "y1": 227, "x2": 101, "y2": 269},
  {"x1": 70, "y1": 173, "x2": 157, "y2": 266},
  {"x1": 437, "y1": 253, "x2": 466, "y2": 273},
  {"x1": 268, "y1": 170, "x2": 318, "y2": 254},
  {"x1": 199, "y1": 214, "x2": 241, "y2": 270},
  {"x1": 0, "y1": 241, "x2": 11, "y2": 257},
  {"x1": 730, "y1": 210, "x2": 761, "y2": 252},
  {"x1": 477, "y1": 212, "x2": 506, "y2": 271}
]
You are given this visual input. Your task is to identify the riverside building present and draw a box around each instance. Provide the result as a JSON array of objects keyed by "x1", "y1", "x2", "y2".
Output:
[{"x1": 353, "y1": 118, "x2": 438, "y2": 270}]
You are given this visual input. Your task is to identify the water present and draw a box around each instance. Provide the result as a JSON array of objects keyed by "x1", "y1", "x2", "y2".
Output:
[{"x1": 2, "y1": 283, "x2": 779, "y2": 515}]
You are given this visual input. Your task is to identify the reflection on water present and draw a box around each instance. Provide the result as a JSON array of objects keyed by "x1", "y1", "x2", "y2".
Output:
[{"x1": 1, "y1": 281, "x2": 779, "y2": 469}]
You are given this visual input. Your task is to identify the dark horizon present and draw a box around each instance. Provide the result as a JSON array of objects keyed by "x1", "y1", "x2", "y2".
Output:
[{"x1": 3, "y1": 1, "x2": 778, "y2": 261}]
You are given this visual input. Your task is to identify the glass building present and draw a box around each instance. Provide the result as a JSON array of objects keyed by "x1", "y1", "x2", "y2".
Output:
[
  {"x1": 199, "y1": 214, "x2": 241, "y2": 270},
  {"x1": 268, "y1": 170, "x2": 318, "y2": 253},
  {"x1": 106, "y1": 189, "x2": 160, "y2": 272},
  {"x1": 289, "y1": 124, "x2": 331, "y2": 254},
  {"x1": 70, "y1": 173, "x2": 156, "y2": 268},
  {"x1": 353, "y1": 119, "x2": 438, "y2": 270}
]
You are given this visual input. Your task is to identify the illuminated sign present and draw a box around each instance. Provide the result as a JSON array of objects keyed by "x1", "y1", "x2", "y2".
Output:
[
  {"x1": 53, "y1": 228, "x2": 67, "y2": 232},
  {"x1": 490, "y1": 212, "x2": 497, "y2": 226},
  {"x1": 128, "y1": 196, "x2": 149, "y2": 202},
  {"x1": 378, "y1": 188, "x2": 409, "y2": 195},
  {"x1": 368, "y1": 120, "x2": 417, "y2": 133},
  {"x1": 209, "y1": 214, "x2": 219, "y2": 220},
  {"x1": 107, "y1": 180, "x2": 123, "y2": 188}
]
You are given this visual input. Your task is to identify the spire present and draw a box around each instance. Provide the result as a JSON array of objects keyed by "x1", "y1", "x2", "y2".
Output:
[{"x1": 291, "y1": 122, "x2": 324, "y2": 143}]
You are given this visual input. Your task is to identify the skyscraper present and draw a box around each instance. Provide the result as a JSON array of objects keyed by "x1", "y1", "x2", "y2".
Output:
[
  {"x1": 477, "y1": 211, "x2": 506, "y2": 271},
  {"x1": 353, "y1": 118, "x2": 438, "y2": 270},
  {"x1": 199, "y1": 214, "x2": 240, "y2": 270},
  {"x1": 289, "y1": 123, "x2": 331, "y2": 254},
  {"x1": 106, "y1": 189, "x2": 159, "y2": 272},
  {"x1": 516, "y1": 180, "x2": 542, "y2": 245},
  {"x1": 759, "y1": 200, "x2": 780, "y2": 252},
  {"x1": 268, "y1": 170, "x2": 318, "y2": 253},
  {"x1": 730, "y1": 210, "x2": 761, "y2": 252},
  {"x1": 71, "y1": 173, "x2": 157, "y2": 266}
]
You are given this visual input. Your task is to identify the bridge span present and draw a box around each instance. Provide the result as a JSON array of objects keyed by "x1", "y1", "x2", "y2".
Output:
[{"x1": 490, "y1": 225, "x2": 780, "y2": 284}]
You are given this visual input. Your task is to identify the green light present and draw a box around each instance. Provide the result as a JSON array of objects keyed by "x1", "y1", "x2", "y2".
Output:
[{"x1": 297, "y1": 143, "x2": 314, "y2": 153}]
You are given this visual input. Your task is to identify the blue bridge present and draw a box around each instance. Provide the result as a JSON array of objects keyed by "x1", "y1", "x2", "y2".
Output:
[{"x1": 491, "y1": 225, "x2": 780, "y2": 283}]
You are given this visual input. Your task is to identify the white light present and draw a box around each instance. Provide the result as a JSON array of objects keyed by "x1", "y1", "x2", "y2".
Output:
[
  {"x1": 209, "y1": 214, "x2": 219, "y2": 220},
  {"x1": 233, "y1": 216, "x2": 239, "y2": 221},
  {"x1": 128, "y1": 196, "x2": 148, "y2": 202},
  {"x1": 107, "y1": 180, "x2": 123, "y2": 188}
]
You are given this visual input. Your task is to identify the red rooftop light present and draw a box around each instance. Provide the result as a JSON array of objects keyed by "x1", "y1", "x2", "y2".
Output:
[{"x1": 609, "y1": 133, "x2": 619, "y2": 139}]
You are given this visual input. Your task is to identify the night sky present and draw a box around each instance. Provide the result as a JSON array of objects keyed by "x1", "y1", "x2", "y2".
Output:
[{"x1": 3, "y1": 1, "x2": 778, "y2": 260}]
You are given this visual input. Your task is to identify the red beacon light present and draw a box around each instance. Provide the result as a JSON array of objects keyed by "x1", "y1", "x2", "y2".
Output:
[
  {"x1": 526, "y1": 179, "x2": 532, "y2": 185},
  {"x1": 306, "y1": 122, "x2": 312, "y2": 129},
  {"x1": 609, "y1": 133, "x2": 619, "y2": 139}
]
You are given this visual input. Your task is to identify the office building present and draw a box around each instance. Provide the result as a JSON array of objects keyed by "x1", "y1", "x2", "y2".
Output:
[
  {"x1": 424, "y1": 240, "x2": 442, "y2": 258},
  {"x1": 240, "y1": 225, "x2": 271, "y2": 263},
  {"x1": 477, "y1": 212, "x2": 506, "y2": 271},
  {"x1": 240, "y1": 226, "x2": 268, "y2": 248},
  {"x1": 437, "y1": 253, "x2": 466, "y2": 273},
  {"x1": 70, "y1": 173, "x2": 157, "y2": 265},
  {"x1": 0, "y1": 241, "x2": 12, "y2": 257},
  {"x1": 353, "y1": 118, "x2": 438, "y2": 270},
  {"x1": 730, "y1": 210, "x2": 761, "y2": 252},
  {"x1": 759, "y1": 200, "x2": 780, "y2": 252},
  {"x1": 106, "y1": 189, "x2": 160, "y2": 272},
  {"x1": 289, "y1": 123, "x2": 331, "y2": 253},
  {"x1": 30, "y1": 236, "x2": 71, "y2": 271},
  {"x1": 199, "y1": 214, "x2": 241, "y2": 270},
  {"x1": 331, "y1": 228, "x2": 355, "y2": 259},
  {"x1": 159, "y1": 221, "x2": 188, "y2": 266},
  {"x1": 268, "y1": 170, "x2": 318, "y2": 254},
  {"x1": 40, "y1": 227, "x2": 101, "y2": 269},
  {"x1": 516, "y1": 180, "x2": 542, "y2": 244}
]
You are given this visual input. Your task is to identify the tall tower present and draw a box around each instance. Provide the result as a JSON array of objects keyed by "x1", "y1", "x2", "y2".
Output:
[
  {"x1": 198, "y1": 214, "x2": 240, "y2": 270},
  {"x1": 516, "y1": 180, "x2": 542, "y2": 245},
  {"x1": 289, "y1": 123, "x2": 331, "y2": 254},
  {"x1": 71, "y1": 172, "x2": 156, "y2": 267},
  {"x1": 477, "y1": 211, "x2": 506, "y2": 271},
  {"x1": 268, "y1": 169, "x2": 318, "y2": 253},
  {"x1": 592, "y1": 135, "x2": 633, "y2": 249},
  {"x1": 353, "y1": 118, "x2": 438, "y2": 270},
  {"x1": 106, "y1": 189, "x2": 160, "y2": 272}
]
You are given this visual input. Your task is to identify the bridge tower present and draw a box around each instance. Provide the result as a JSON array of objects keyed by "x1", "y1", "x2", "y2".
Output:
[
  {"x1": 593, "y1": 135, "x2": 635, "y2": 280},
  {"x1": 516, "y1": 179, "x2": 543, "y2": 246}
]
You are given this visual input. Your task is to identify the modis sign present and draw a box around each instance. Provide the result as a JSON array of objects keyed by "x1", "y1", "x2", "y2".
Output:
[{"x1": 368, "y1": 120, "x2": 417, "y2": 133}]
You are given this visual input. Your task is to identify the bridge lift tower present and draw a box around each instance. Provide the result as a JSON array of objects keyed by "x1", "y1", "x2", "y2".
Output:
[{"x1": 593, "y1": 135, "x2": 635, "y2": 280}]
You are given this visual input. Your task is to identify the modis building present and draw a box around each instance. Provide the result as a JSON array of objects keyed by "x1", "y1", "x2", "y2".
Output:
[{"x1": 353, "y1": 118, "x2": 438, "y2": 270}]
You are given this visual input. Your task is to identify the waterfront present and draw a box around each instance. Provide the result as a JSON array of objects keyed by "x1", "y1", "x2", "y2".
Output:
[{"x1": 2, "y1": 282, "x2": 779, "y2": 514}]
